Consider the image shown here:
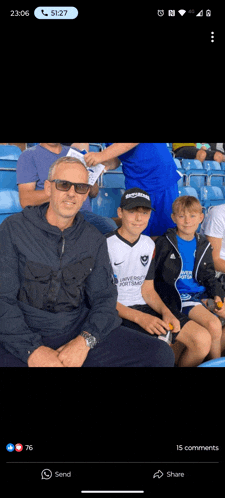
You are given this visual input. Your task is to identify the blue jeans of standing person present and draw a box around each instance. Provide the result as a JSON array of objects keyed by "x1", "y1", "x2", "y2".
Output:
[{"x1": 0, "y1": 325, "x2": 175, "y2": 367}]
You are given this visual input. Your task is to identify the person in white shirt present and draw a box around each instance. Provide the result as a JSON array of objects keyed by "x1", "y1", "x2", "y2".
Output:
[
  {"x1": 201, "y1": 205, "x2": 225, "y2": 273},
  {"x1": 106, "y1": 188, "x2": 180, "y2": 338},
  {"x1": 201, "y1": 204, "x2": 225, "y2": 354}
]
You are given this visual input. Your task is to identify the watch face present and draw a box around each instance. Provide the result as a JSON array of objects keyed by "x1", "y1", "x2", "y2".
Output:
[
  {"x1": 81, "y1": 332, "x2": 97, "y2": 348},
  {"x1": 87, "y1": 336, "x2": 97, "y2": 348}
]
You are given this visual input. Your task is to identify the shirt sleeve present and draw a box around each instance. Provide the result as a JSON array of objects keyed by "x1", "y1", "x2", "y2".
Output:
[
  {"x1": 81, "y1": 239, "x2": 122, "y2": 342},
  {"x1": 145, "y1": 248, "x2": 156, "y2": 280},
  {"x1": 16, "y1": 150, "x2": 39, "y2": 185},
  {"x1": 0, "y1": 219, "x2": 44, "y2": 363},
  {"x1": 202, "y1": 209, "x2": 225, "y2": 239}
]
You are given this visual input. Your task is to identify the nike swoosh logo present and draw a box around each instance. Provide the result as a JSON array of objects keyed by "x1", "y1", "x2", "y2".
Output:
[{"x1": 114, "y1": 261, "x2": 125, "y2": 265}]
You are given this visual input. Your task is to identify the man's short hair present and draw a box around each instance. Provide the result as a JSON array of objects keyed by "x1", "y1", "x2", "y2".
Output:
[
  {"x1": 48, "y1": 156, "x2": 87, "y2": 181},
  {"x1": 172, "y1": 195, "x2": 203, "y2": 214}
]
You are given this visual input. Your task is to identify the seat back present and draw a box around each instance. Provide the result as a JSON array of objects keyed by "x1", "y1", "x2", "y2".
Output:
[
  {"x1": 91, "y1": 188, "x2": 125, "y2": 218},
  {"x1": 0, "y1": 189, "x2": 22, "y2": 223},
  {"x1": 178, "y1": 186, "x2": 199, "y2": 198}
]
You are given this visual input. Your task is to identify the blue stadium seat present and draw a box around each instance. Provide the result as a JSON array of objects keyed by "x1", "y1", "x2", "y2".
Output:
[
  {"x1": 178, "y1": 186, "x2": 199, "y2": 199},
  {"x1": 185, "y1": 170, "x2": 207, "y2": 193},
  {"x1": 0, "y1": 189, "x2": 22, "y2": 223},
  {"x1": 0, "y1": 145, "x2": 21, "y2": 190},
  {"x1": 180, "y1": 160, "x2": 207, "y2": 193},
  {"x1": 198, "y1": 358, "x2": 225, "y2": 367},
  {"x1": 0, "y1": 169, "x2": 17, "y2": 190},
  {"x1": 187, "y1": 173, "x2": 207, "y2": 193},
  {"x1": 0, "y1": 145, "x2": 21, "y2": 166},
  {"x1": 203, "y1": 160, "x2": 221, "y2": 171},
  {"x1": 207, "y1": 171, "x2": 225, "y2": 188},
  {"x1": 174, "y1": 158, "x2": 182, "y2": 169},
  {"x1": 181, "y1": 159, "x2": 204, "y2": 170},
  {"x1": 202, "y1": 160, "x2": 225, "y2": 188},
  {"x1": 100, "y1": 165, "x2": 126, "y2": 188},
  {"x1": 91, "y1": 188, "x2": 125, "y2": 218},
  {"x1": 199, "y1": 186, "x2": 225, "y2": 209},
  {"x1": 89, "y1": 143, "x2": 103, "y2": 152}
]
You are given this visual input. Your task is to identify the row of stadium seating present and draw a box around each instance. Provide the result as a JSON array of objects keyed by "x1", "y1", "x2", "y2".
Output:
[
  {"x1": 175, "y1": 158, "x2": 225, "y2": 191},
  {"x1": 2, "y1": 184, "x2": 225, "y2": 223},
  {"x1": 1, "y1": 145, "x2": 225, "y2": 223}
]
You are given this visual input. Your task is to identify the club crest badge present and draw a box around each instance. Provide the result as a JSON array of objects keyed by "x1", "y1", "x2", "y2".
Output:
[{"x1": 140, "y1": 255, "x2": 149, "y2": 267}]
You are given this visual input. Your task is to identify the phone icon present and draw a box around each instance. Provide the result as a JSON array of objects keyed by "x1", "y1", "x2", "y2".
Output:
[
  {"x1": 41, "y1": 10, "x2": 48, "y2": 16},
  {"x1": 41, "y1": 468, "x2": 52, "y2": 480}
]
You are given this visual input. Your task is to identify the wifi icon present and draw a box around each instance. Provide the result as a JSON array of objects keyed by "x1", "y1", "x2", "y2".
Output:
[{"x1": 178, "y1": 9, "x2": 186, "y2": 16}]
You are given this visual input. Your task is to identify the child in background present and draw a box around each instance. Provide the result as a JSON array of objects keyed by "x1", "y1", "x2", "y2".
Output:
[{"x1": 154, "y1": 196, "x2": 225, "y2": 366}]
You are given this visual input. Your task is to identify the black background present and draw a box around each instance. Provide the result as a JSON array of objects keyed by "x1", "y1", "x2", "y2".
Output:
[{"x1": 1, "y1": 3, "x2": 225, "y2": 491}]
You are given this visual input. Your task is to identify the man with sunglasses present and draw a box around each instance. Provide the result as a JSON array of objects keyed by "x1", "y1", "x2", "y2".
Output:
[
  {"x1": 16, "y1": 142, "x2": 117, "y2": 234},
  {"x1": 0, "y1": 156, "x2": 175, "y2": 367}
]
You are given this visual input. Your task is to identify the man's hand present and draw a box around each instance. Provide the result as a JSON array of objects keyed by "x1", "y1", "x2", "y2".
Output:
[
  {"x1": 27, "y1": 346, "x2": 65, "y2": 367},
  {"x1": 57, "y1": 335, "x2": 90, "y2": 367}
]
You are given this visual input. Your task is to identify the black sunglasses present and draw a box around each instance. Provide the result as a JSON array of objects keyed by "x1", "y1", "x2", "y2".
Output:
[{"x1": 50, "y1": 179, "x2": 90, "y2": 194}]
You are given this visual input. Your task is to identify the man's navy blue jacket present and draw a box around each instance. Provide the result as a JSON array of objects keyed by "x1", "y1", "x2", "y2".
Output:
[{"x1": 0, "y1": 203, "x2": 121, "y2": 363}]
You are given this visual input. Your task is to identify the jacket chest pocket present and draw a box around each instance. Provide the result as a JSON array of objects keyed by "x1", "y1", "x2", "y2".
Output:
[
  {"x1": 60, "y1": 257, "x2": 94, "y2": 307},
  {"x1": 18, "y1": 257, "x2": 94, "y2": 311},
  {"x1": 18, "y1": 260, "x2": 55, "y2": 309}
]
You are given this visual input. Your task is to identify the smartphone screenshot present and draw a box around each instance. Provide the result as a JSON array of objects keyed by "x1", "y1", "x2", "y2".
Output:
[{"x1": 1, "y1": 3, "x2": 224, "y2": 493}]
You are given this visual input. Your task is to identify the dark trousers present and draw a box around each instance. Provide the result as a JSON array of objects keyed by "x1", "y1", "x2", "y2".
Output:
[{"x1": 0, "y1": 325, "x2": 174, "y2": 367}]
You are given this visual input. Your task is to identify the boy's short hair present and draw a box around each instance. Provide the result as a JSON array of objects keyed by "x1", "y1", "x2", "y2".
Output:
[{"x1": 172, "y1": 196, "x2": 203, "y2": 214}]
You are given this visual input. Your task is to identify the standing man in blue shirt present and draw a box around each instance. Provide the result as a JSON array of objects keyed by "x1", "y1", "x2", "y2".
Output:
[{"x1": 85, "y1": 143, "x2": 181, "y2": 237}]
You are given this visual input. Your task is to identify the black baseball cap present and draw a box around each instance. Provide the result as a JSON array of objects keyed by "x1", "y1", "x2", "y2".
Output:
[{"x1": 120, "y1": 188, "x2": 156, "y2": 211}]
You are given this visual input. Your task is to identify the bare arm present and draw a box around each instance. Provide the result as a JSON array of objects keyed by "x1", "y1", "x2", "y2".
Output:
[
  {"x1": 141, "y1": 280, "x2": 180, "y2": 332},
  {"x1": 71, "y1": 143, "x2": 89, "y2": 151},
  {"x1": 205, "y1": 235, "x2": 225, "y2": 273},
  {"x1": 85, "y1": 143, "x2": 140, "y2": 167},
  {"x1": 102, "y1": 158, "x2": 121, "y2": 171},
  {"x1": 100, "y1": 143, "x2": 140, "y2": 160},
  {"x1": 18, "y1": 183, "x2": 50, "y2": 208},
  {"x1": 116, "y1": 301, "x2": 169, "y2": 336},
  {"x1": 142, "y1": 279, "x2": 170, "y2": 315}
]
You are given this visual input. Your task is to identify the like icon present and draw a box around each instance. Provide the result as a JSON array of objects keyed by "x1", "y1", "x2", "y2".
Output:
[
  {"x1": 15, "y1": 443, "x2": 23, "y2": 452},
  {"x1": 6, "y1": 443, "x2": 15, "y2": 452}
]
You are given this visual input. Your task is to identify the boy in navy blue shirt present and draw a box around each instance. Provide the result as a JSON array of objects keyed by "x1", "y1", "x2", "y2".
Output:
[{"x1": 154, "y1": 196, "x2": 225, "y2": 365}]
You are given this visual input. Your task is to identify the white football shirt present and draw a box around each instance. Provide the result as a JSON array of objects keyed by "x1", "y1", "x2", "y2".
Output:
[{"x1": 106, "y1": 230, "x2": 155, "y2": 306}]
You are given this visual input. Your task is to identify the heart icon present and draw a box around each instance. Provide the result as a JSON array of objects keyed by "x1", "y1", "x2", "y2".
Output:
[{"x1": 15, "y1": 443, "x2": 23, "y2": 452}]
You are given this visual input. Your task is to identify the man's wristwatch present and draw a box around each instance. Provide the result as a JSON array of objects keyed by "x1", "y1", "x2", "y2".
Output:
[{"x1": 79, "y1": 331, "x2": 97, "y2": 349}]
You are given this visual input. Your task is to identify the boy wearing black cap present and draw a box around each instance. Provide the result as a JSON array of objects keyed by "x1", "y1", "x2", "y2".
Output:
[{"x1": 106, "y1": 188, "x2": 181, "y2": 339}]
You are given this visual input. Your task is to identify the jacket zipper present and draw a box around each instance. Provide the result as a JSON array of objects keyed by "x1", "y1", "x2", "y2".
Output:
[
  {"x1": 166, "y1": 235, "x2": 183, "y2": 311},
  {"x1": 60, "y1": 235, "x2": 65, "y2": 264},
  {"x1": 194, "y1": 242, "x2": 211, "y2": 281}
]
